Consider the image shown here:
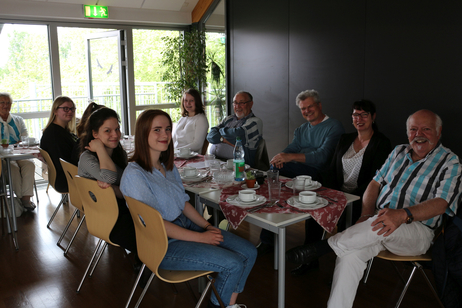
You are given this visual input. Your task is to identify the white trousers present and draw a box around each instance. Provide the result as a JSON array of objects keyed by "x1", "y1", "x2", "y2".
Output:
[
  {"x1": 7, "y1": 159, "x2": 35, "y2": 199},
  {"x1": 327, "y1": 215, "x2": 434, "y2": 308}
]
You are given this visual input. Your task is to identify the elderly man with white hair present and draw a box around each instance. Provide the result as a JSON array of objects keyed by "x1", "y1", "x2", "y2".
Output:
[{"x1": 286, "y1": 109, "x2": 462, "y2": 308}]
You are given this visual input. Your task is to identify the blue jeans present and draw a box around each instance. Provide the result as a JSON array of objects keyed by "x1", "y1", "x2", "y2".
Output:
[{"x1": 161, "y1": 213, "x2": 257, "y2": 306}]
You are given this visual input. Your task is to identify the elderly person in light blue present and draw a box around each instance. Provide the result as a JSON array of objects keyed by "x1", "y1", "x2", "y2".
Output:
[{"x1": 0, "y1": 92, "x2": 36, "y2": 211}]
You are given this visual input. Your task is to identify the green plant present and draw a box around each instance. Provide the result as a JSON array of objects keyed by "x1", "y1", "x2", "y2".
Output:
[
  {"x1": 246, "y1": 171, "x2": 255, "y2": 180},
  {"x1": 161, "y1": 28, "x2": 208, "y2": 105}
]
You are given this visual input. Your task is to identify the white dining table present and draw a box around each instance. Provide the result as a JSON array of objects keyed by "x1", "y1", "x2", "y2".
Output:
[
  {"x1": 0, "y1": 148, "x2": 39, "y2": 232},
  {"x1": 197, "y1": 189, "x2": 360, "y2": 308}
]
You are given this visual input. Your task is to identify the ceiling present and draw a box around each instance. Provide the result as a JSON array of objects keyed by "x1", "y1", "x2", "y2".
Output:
[
  {"x1": 0, "y1": 0, "x2": 225, "y2": 27},
  {"x1": 27, "y1": 0, "x2": 224, "y2": 15}
]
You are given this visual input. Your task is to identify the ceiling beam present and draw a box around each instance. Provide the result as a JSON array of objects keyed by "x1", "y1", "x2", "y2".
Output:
[{"x1": 192, "y1": 0, "x2": 214, "y2": 23}]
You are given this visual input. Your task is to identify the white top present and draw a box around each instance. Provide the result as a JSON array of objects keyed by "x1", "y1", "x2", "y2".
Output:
[
  {"x1": 341, "y1": 143, "x2": 366, "y2": 193},
  {"x1": 173, "y1": 113, "x2": 209, "y2": 153}
]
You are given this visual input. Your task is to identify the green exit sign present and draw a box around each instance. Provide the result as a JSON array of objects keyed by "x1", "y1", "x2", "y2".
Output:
[{"x1": 83, "y1": 5, "x2": 109, "y2": 19}]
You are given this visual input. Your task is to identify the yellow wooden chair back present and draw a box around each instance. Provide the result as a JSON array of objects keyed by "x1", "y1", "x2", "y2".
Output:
[{"x1": 60, "y1": 159, "x2": 83, "y2": 212}]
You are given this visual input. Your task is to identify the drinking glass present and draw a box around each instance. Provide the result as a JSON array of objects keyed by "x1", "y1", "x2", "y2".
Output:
[
  {"x1": 204, "y1": 154, "x2": 216, "y2": 168},
  {"x1": 267, "y1": 170, "x2": 280, "y2": 202},
  {"x1": 21, "y1": 136, "x2": 28, "y2": 149}
]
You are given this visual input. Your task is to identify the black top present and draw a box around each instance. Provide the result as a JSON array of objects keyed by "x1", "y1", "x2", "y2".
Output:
[
  {"x1": 40, "y1": 123, "x2": 79, "y2": 193},
  {"x1": 325, "y1": 131, "x2": 392, "y2": 198}
]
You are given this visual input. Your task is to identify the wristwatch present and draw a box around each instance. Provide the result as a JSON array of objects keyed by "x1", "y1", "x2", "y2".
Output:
[
  {"x1": 403, "y1": 208, "x2": 414, "y2": 224},
  {"x1": 220, "y1": 136, "x2": 224, "y2": 143}
]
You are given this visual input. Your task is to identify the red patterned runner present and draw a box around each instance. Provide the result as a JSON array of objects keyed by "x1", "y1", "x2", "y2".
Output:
[{"x1": 219, "y1": 179, "x2": 347, "y2": 233}]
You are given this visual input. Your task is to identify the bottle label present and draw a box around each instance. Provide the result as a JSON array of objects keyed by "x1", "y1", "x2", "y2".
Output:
[{"x1": 234, "y1": 161, "x2": 245, "y2": 181}]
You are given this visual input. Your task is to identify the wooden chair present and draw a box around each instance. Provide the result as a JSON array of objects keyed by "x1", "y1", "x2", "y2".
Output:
[
  {"x1": 0, "y1": 159, "x2": 18, "y2": 250},
  {"x1": 201, "y1": 138, "x2": 209, "y2": 155},
  {"x1": 57, "y1": 159, "x2": 85, "y2": 255},
  {"x1": 124, "y1": 196, "x2": 225, "y2": 308},
  {"x1": 363, "y1": 247, "x2": 444, "y2": 308},
  {"x1": 74, "y1": 175, "x2": 120, "y2": 293},
  {"x1": 38, "y1": 147, "x2": 68, "y2": 228}
]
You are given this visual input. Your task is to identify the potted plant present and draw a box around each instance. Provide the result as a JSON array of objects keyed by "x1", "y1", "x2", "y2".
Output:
[
  {"x1": 245, "y1": 171, "x2": 257, "y2": 188},
  {"x1": 2, "y1": 139, "x2": 9, "y2": 149}
]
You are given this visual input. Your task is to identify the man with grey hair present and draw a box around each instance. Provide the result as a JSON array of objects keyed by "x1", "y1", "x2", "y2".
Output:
[
  {"x1": 258, "y1": 90, "x2": 344, "y2": 270},
  {"x1": 270, "y1": 89, "x2": 344, "y2": 178},
  {"x1": 286, "y1": 109, "x2": 461, "y2": 308},
  {"x1": 207, "y1": 91, "x2": 263, "y2": 168}
]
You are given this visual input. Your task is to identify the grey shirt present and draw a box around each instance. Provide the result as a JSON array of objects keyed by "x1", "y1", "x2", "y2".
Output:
[{"x1": 78, "y1": 150, "x2": 124, "y2": 185}]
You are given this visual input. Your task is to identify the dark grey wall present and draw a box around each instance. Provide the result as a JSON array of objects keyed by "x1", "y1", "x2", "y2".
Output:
[{"x1": 227, "y1": 0, "x2": 462, "y2": 159}]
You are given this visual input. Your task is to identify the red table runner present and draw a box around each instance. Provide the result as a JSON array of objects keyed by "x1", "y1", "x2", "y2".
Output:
[{"x1": 218, "y1": 179, "x2": 347, "y2": 233}]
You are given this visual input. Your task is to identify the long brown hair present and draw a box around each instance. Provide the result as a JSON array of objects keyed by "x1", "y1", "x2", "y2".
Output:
[
  {"x1": 180, "y1": 88, "x2": 205, "y2": 117},
  {"x1": 77, "y1": 102, "x2": 105, "y2": 138},
  {"x1": 80, "y1": 107, "x2": 127, "y2": 170},
  {"x1": 130, "y1": 109, "x2": 174, "y2": 172}
]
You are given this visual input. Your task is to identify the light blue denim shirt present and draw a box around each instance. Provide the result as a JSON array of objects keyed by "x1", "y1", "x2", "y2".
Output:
[{"x1": 120, "y1": 162, "x2": 189, "y2": 221}]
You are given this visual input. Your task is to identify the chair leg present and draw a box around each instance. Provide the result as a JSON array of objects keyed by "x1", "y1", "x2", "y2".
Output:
[
  {"x1": 47, "y1": 194, "x2": 67, "y2": 228},
  {"x1": 46, "y1": 183, "x2": 49, "y2": 194},
  {"x1": 395, "y1": 264, "x2": 418, "y2": 308},
  {"x1": 171, "y1": 283, "x2": 179, "y2": 294},
  {"x1": 57, "y1": 208, "x2": 78, "y2": 245},
  {"x1": 89, "y1": 242, "x2": 108, "y2": 277},
  {"x1": 34, "y1": 180, "x2": 39, "y2": 203},
  {"x1": 205, "y1": 275, "x2": 226, "y2": 308},
  {"x1": 134, "y1": 272, "x2": 156, "y2": 308},
  {"x1": 417, "y1": 262, "x2": 445, "y2": 308},
  {"x1": 1, "y1": 196, "x2": 19, "y2": 250},
  {"x1": 125, "y1": 264, "x2": 146, "y2": 308},
  {"x1": 363, "y1": 258, "x2": 374, "y2": 284},
  {"x1": 64, "y1": 215, "x2": 85, "y2": 256},
  {"x1": 186, "y1": 281, "x2": 199, "y2": 302},
  {"x1": 77, "y1": 238, "x2": 103, "y2": 293}
]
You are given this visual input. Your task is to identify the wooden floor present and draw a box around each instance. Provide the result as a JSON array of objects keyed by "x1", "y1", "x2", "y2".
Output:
[{"x1": 0, "y1": 184, "x2": 442, "y2": 308}]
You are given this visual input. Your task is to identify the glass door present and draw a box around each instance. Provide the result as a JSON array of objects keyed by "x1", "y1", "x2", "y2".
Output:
[{"x1": 86, "y1": 30, "x2": 128, "y2": 131}]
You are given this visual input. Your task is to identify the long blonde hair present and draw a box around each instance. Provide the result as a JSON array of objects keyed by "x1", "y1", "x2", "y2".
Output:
[{"x1": 44, "y1": 96, "x2": 77, "y2": 133}]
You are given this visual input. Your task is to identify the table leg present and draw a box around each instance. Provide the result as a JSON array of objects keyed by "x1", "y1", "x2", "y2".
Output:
[
  {"x1": 6, "y1": 158, "x2": 17, "y2": 231},
  {"x1": 345, "y1": 201, "x2": 353, "y2": 228},
  {"x1": 278, "y1": 227, "x2": 286, "y2": 308}
]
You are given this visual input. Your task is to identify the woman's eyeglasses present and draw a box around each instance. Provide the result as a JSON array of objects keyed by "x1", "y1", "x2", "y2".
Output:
[
  {"x1": 352, "y1": 112, "x2": 370, "y2": 118},
  {"x1": 57, "y1": 106, "x2": 76, "y2": 112}
]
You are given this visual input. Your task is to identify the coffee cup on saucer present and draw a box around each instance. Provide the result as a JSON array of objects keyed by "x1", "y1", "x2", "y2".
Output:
[
  {"x1": 299, "y1": 191, "x2": 317, "y2": 203},
  {"x1": 293, "y1": 178, "x2": 305, "y2": 190},
  {"x1": 179, "y1": 147, "x2": 191, "y2": 156},
  {"x1": 296, "y1": 175, "x2": 312, "y2": 187},
  {"x1": 183, "y1": 166, "x2": 198, "y2": 177},
  {"x1": 239, "y1": 189, "x2": 257, "y2": 202}
]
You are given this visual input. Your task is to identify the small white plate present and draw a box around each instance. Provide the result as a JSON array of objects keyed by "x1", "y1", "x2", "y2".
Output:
[
  {"x1": 285, "y1": 180, "x2": 322, "y2": 191},
  {"x1": 287, "y1": 196, "x2": 329, "y2": 210},
  {"x1": 180, "y1": 172, "x2": 207, "y2": 182},
  {"x1": 226, "y1": 195, "x2": 266, "y2": 208},
  {"x1": 241, "y1": 183, "x2": 260, "y2": 190},
  {"x1": 176, "y1": 151, "x2": 199, "y2": 159}
]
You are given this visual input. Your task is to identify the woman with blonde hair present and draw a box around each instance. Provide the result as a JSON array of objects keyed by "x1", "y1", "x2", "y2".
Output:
[{"x1": 40, "y1": 96, "x2": 78, "y2": 193}]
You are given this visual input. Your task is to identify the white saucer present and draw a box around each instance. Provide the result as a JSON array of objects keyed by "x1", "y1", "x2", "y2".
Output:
[
  {"x1": 287, "y1": 196, "x2": 328, "y2": 210},
  {"x1": 285, "y1": 180, "x2": 322, "y2": 191},
  {"x1": 176, "y1": 151, "x2": 199, "y2": 159},
  {"x1": 241, "y1": 183, "x2": 260, "y2": 190},
  {"x1": 180, "y1": 172, "x2": 207, "y2": 182},
  {"x1": 226, "y1": 195, "x2": 266, "y2": 208}
]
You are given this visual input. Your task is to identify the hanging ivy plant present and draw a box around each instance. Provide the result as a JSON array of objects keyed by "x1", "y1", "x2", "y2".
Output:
[{"x1": 161, "y1": 28, "x2": 208, "y2": 106}]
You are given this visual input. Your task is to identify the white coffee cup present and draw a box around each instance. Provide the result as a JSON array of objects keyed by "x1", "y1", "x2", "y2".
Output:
[
  {"x1": 299, "y1": 191, "x2": 317, "y2": 203},
  {"x1": 27, "y1": 137, "x2": 36, "y2": 146},
  {"x1": 227, "y1": 158, "x2": 234, "y2": 169},
  {"x1": 179, "y1": 147, "x2": 191, "y2": 156},
  {"x1": 183, "y1": 167, "x2": 198, "y2": 177},
  {"x1": 293, "y1": 178, "x2": 305, "y2": 190},
  {"x1": 239, "y1": 189, "x2": 257, "y2": 202},
  {"x1": 296, "y1": 175, "x2": 312, "y2": 187}
]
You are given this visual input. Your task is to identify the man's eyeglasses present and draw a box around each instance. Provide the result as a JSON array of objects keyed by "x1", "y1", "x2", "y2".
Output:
[
  {"x1": 352, "y1": 112, "x2": 370, "y2": 119},
  {"x1": 233, "y1": 101, "x2": 251, "y2": 106},
  {"x1": 57, "y1": 106, "x2": 76, "y2": 112}
]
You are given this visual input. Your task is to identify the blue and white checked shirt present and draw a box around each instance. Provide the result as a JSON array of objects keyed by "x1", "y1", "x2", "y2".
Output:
[{"x1": 373, "y1": 143, "x2": 462, "y2": 229}]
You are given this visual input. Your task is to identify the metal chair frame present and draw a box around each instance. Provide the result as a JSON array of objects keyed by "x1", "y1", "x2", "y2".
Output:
[{"x1": 0, "y1": 159, "x2": 18, "y2": 250}]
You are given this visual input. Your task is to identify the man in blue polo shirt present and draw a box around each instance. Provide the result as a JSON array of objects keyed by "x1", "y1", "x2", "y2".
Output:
[{"x1": 286, "y1": 109, "x2": 462, "y2": 308}]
